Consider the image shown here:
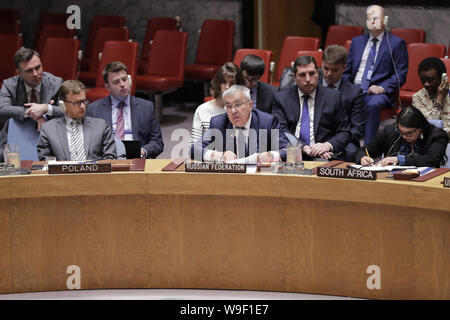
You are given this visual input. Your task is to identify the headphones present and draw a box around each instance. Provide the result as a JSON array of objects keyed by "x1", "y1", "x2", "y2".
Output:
[
  {"x1": 59, "y1": 100, "x2": 66, "y2": 112},
  {"x1": 384, "y1": 15, "x2": 389, "y2": 27}
]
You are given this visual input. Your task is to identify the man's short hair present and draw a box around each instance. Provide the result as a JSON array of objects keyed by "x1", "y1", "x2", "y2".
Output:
[
  {"x1": 102, "y1": 61, "x2": 128, "y2": 83},
  {"x1": 293, "y1": 55, "x2": 318, "y2": 74},
  {"x1": 210, "y1": 62, "x2": 245, "y2": 100},
  {"x1": 418, "y1": 57, "x2": 446, "y2": 78},
  {"x1": 323, "y1": 45, "x2": 348, "y2": 66},
  {"x1": 59, "y1": 80, "x2": 86, "y2": 102},
  {"x1": 240, "y1": 54, "x2": 266, "y2": 77},
  {"x1": 222, "y1": 84, "x2": 251, "y2": 101},
  {"x1": 14, "y1": 47, "x2": 40, "y2": 70}
]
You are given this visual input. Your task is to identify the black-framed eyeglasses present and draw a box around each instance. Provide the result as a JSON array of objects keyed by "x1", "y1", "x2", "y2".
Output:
[
  {"x1": 65, "y1": 99, "x2": 89, "y2": 107},
  {"x1": 224, "y1": 100, "x2": 250, "y2": 111},
  {"x1": 397, "y1": 127, "x2": 418, "y2": 137}
]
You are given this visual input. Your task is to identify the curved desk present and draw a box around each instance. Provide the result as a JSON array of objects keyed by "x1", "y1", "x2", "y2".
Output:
[{"x1": 0, "y1": 160, "x2": 449, "y2": 299}]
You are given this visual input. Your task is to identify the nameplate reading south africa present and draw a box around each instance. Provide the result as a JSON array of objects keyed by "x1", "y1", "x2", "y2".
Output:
[
  {"x1": 317, "y1": 167, "x2": 376, "y2": 181},
  {"x1": 185, "y1": 162, "x2": 246, "y2": 173},
  {"x1": 48, "y1": 163, "x2": 112, "y2": 174}
]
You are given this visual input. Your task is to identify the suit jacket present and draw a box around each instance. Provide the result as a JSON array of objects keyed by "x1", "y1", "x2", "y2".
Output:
[
  {"x1": 255, "y1": 81, "x2": 277, "y2": 114},
  {"x1": 190, "y1": 108, "x2": 289, "y2": 160},
  {"x1": 86, "y1": 95, "x2": 163, "y2": 158},
  {"x1": 37, "y1": 116, "x2": 116, "y2": 161},
  {"x1": 343, "y1": 32, "x2": 408, "y2": 102},
  {"x1": 272, "y1": 84, "x2": 350, "y2": 154}
]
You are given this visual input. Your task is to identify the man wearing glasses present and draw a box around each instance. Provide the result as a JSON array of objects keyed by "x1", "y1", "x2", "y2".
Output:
[
  {"x1": 0, "y1": 47, "x2": 64, "y2": 160},
  {"x1": 240, "y1": 54, "x2": 277, "y2": 113},
  {"x1": 191, "y1": 85, "x2": 288, "y2": 162},
  {"x1": 37, "y1": 80, "x2": 116, "y2": 161}
]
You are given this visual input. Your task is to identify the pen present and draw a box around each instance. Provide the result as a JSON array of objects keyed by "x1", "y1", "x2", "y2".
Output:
[{"x1": 365, "y1": 148, "x2": 370, "y2": 158}]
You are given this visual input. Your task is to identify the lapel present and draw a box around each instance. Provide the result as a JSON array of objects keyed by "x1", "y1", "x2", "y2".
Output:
[
  {"x1": 101, "y1": 97, "x2": 114, "y2": 130},
  {"x1": 249, "y1": 110, "x2": 260, "y2": 153},
  {"x1": 56, "y1": 118, "x2": 71, "y2": 160},
  {"x1": 372, "y1": 32, "x2": 388, "y2": 74},
  {"x1": 313, "y1": 85, "x2": 324, "y2": 135},
  {"x1": 289, "y1": 86, "x2": 301, "y2": 125},
  {"x1": 82, "y1": 117, "x2": 92, "y2": 157},
  {"x1": 15, "y1": 78, "x2": 28, "y2": 106},
  {"x1": 39, "y1": 73, "x2": 47, "y2": 103},
  {"x1": 129, "y1": 96, "x2": 139, "y2": 139},
  {"x1": 354, "y1": 34, "x2": 370, "y2": 76}
]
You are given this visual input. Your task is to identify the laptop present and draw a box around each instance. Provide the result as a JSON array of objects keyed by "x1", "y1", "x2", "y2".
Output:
[{"x1": 122, "y1": 140, "x2": 141, "y2": 159}]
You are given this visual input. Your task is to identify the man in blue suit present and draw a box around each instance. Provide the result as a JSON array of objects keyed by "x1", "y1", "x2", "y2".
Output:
[
  {"x1": 321, "y1": 45, "x2": 365, "y2": 162},
  {"x1": 272, "y1": 55, "x2": 350, "y2": 160},
  {"x1": 86, "y1": 61, "x2": 163, "y2": 158},
  {"x1": 191, "y1": 85, "x2": 288, "y2": 162},
  {"x1": 343, "y1": 4, "x2": 408, "y2": 144}
]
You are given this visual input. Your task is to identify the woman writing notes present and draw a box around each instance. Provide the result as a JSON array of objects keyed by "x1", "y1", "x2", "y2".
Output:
[{"x1": 355, "y1": 106, "x2": 448, "y2": 167}]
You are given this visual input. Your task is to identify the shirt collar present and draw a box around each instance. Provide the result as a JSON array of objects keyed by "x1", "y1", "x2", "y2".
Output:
[
  {"x1": 322, "y1": 78, "x2": 341, "y2": 89},
  {"x1": 24, "y1": 82, "x2": 41, "y2": 95},
  {"x1": 111, "y1": 95, "x2": 130, "y2": 108},
  {"x1": 297, "y1": 87, "x2": 316, "y2": 100},
  {"x1": 65, "y1": 115, "x2": 83, "y2": 125},
  {"x1": 233, "y1": 112, "x2": 252, "y2": 130},
  {"x1": 369, "y1": 31, "x2": 384, "y2": 43}
]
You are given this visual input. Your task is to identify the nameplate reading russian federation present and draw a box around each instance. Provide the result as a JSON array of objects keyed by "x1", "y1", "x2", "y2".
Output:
[
  {"x1": 317, "y1": 167, "x2": 376, "y2": 181},
  {"x1": 48, "y1": 163, "x2": 112, "y2": 174},
  {"x1": 185, "y1": 162, "x2": 246, "y2": 173},
  {"x1": 444, "y1": 177, "x2": 450, "y2": 188}
]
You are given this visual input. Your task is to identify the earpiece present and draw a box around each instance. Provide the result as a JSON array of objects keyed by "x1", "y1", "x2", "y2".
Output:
[
  {"x1": 128, "y1": 74, "x2": 132, "y2": 86},
  {"x1": 384, "y1": 15, "x2": 389, "y2": 27},
  {"x1": 59, "y1": 100, "x2": 66, "y2": 112}
]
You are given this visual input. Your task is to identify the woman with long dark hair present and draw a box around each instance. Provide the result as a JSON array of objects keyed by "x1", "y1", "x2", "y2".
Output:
[{"x1": 355, "y1": 106, "x2": 448, "y2": 167}]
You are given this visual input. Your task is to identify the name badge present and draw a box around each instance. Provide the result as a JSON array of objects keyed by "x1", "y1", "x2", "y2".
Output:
[{"x1": 366, "y1": 69, "x2": 373, "y2": 81}]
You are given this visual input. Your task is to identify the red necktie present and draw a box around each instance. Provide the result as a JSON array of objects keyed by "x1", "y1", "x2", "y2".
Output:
[
  {"x1": 116, "y1": 101, "x2": 125, "y2": 140},
  {"x1": 29, "y1": 89, "x2": 38, "y2": 103}
]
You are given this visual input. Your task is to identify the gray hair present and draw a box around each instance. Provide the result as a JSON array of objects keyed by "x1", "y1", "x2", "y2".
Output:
[{"x1": 222, "y1": 85, "x2": 251, "y2": 101}]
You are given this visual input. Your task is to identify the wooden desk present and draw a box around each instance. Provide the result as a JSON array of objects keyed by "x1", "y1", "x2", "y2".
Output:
[{"x1": 0, "y1": 160, "x2": 448, "y2": 299}]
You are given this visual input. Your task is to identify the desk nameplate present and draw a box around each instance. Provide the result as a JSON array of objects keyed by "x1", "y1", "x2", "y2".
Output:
[
  {"x1": 48, "y1": 163, "x2": 112, "y2": 174},
  {"x1": 185, "y1": 162, "x2": 246, "y2": 173},
  {"x1": 444, "y1": 177, "x2": 450, "y2": 188},
  {"x1": 317, "y1": 167, "x2": 376, "y2": 181}
]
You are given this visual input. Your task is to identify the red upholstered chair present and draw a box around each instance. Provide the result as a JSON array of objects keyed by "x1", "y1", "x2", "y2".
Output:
[
  {"x1": 137, "y1": 31, "x2": 188, "y2": 122},
  {"x1": 86, "y1": 41, "x2": 139, "y2": 102},
  {"x1": 233, "y1": 49, "x2": 273, "y2": 84},
  {"x1": 441, "y1": 58, "x2": 450, "y2": 74},
  {"x1": 400, "y1": 43, "x2": 446, "y2": 107},
  {"x1": 390, "y1": 28, "x2": 426, "y2": 46},
  {"x1": 323, "y1": 25, "x2": 364, "y2": 49},
  {"x1": 0, "y1": 34, "x2": 22, "y2": 82},
  {"x1": 295, "y1": 50, "x2": 323, "y2": 67},
  {"x1": 81, "y1": 15, "x2": 126, "y2": 71},
  {"x1": 138, "y1": 17, "x2": 178, "y2": 74},
  {"x1": 35, "y1": 25, "x2": 76, "y2": 55},
  {"x1": 344, "y1": 40, "x2": 352, "y2": 52},
  {"x1": 41, "y1": 38, "x2": 80, "y2": 81},
  {"x1": 0, "y1": 9, "x2": 20, "y2": 34},
  {"x1": 78, "y1": 27, "x2": 130, "y2": 86},
  {"x1": 274, "y1": 36, "x2": 320, "y2": 87},
  {"x1": 185, "y1": 19, "x2": 234, "y2": 88}
]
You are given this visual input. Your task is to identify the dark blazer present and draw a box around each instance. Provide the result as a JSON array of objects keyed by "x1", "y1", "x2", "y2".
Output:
[
  {"x1": 255, "y1": 81, "x2": 277, "y2": 114},
  {"x1": 272, "y1": 84, "x2": 350, "y2": 154},
  {"x1": 355, "y1": 124, "x2": 449, "y2": 167},
  {"x1": 190, "y1": 108, "x2": 289, "y2": 160},
  {"x1": 86, "y1": 95, "x2": 163, "y2": 158},
  {"x1": 37, "y1": 116, "x2": 117, "y2": 161},
  {"x1": 343, "y1": 32, "x2": 408, "y2": 102}
]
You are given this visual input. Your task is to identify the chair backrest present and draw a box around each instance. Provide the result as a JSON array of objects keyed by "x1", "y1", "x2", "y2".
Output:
[
  {"x1": 85, "y1": 15, "x2": 126, "y2": 60},
  {"x1": 344, "y1": 40, "x2": 352, "y2": 52},
  {"x1": 390, "y1": 28, "x2": 426, "y2": 46},
  {"x1": 88, "y1": 27, "x2": 130, "y2": 73},
  {"x1": 233, "y1": 48, "x2": 273, "y2": 83},
  {"x1": 41, "y1": 37, "x2": 80, "y2": 80},
  {"x1": 323, "y1": 25, "x2": 364, "y2": 49},
  {"x1": 295, "y1": 50, "x2": 323, "y2": 67},
  {"x1": 147, "y1": 31, "x2": 188, "y2": 79},
  {"x1": 0, "y1": 34, "x2": 22, "y2": 81},
  {"x1": 441, "y1": 58, "x2": 450, "y2": 75},
  {"x1": 35, "y1": 24, "x2": 76, "y2": 55},
  {"x1": 444, "y1": 144, "x2": 450, "y2": 168},
  {"x1": 94, "y1": 41, "x2": 139, "y2": 95},
  {"x1": 402, "y1": 43, "x2": 447, "y2": 91},
  {"x1": 0, "y1": 9, "x2": 20, "y2": 34},
  {"x1": 277, "y1": 36, "x2": 320, "y2": 81},
  {"x1": 195, "y1": 19, "x2": 234, "y2": 65},
  {"x1": 6, "y1": 118, "x2": 40, "y2": 161},
  {"x1": 141, "y1": 17, "x2": 178, "y2": 61}
]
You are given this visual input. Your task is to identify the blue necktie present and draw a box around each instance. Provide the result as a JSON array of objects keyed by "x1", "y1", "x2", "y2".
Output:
[
  {"x1": 299, "y1": 95, "x2": 310, "y2": 146},
  {"x1": 361, "y1": 38, "x2": 378, "y2": 92}
]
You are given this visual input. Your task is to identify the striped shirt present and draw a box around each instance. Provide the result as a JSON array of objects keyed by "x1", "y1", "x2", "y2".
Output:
[{"x1": 189, "y1": 99, "x2": 226, "y2": 146}]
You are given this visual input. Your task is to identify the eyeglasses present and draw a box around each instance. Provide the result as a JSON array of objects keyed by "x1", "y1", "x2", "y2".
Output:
[
  {"x1": 397, "y1": 127, "x2": 418, "y2": 137},
  {"x1": 224, "y1": 100, "x2": 250, "y2": 111},
  {"x1": 65, "y1": 99, "x2": 89, "y2": 107}
]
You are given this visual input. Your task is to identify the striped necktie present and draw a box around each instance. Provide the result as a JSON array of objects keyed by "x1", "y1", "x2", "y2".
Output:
[
  {"x1": 116, "y1": 101, "x2": 125, "y2": 140},
  {"x1": 69, "y1": 119, "x2": 86, "y2": 161}
]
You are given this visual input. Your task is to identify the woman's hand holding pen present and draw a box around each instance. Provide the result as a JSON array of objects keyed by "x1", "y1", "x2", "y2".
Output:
[
  {"x1": 360, "y1": 156, "x2": 374, "y2": 166},
  {"x1": 377, "y1": 156, "x2": 399, "y2": 166}
]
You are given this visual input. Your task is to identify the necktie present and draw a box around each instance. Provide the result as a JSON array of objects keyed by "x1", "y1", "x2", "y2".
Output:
[
  {"x1": 29, "y1": 89, "x2": 38, "y2": 103},
  {"x1": 361, "y1": 38, "x2": 379, "y2": 92},
  {"x1": 250, "y1": 88, "x2": 257, "y2": 107},
  {"x1": 116, "y1": 101, "x2": 125, "y2": 140},
  {"x1": 327, "y1": 83, "x2": 336, "y2": 89},
  {"x1": 299, "y1": 95, "x2": 310, "y2": 146},
  {"x1": 234, "y1": 127, "x2": 247, "y2": 158},
  {"x1": 69, "y1": 120, "x2": 86, "y2": 161}
]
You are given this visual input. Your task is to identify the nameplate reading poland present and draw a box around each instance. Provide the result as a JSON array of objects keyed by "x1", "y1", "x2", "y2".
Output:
[
  {"x1": 317, "y1": 167, "x2": 376, "y2": 181},
  {"x1": 48, "y1": 163, "x2": 112, "y2": 174},
  {"x1": 185, "y1": 162, "x2": 246, "y2": 173}
]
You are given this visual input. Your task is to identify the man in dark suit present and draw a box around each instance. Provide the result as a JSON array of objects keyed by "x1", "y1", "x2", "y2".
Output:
[
  {"x1": 0, "y1": 47, "x2": 64, "y2": 160},
  {"x1": 272, "y1": 55, "x2": 350, "y2": 160},
  {"x1": 86, "y1": 61, "x2": 163, "y2": 158},
  {"x1": 343, "y1": 4, "x2": 408, "y2": 144},
  {"x1": 240, "y1": 54, "x2": 277, "y2": 114},
  {"x1": 191, "y1": 85, "x2": 288, "y2": 162},
  {"x1": 321, "y1": 45, "x2": 365, "y2": 162},
  {"x1": 37, "y1": 80, "x2": 116, "y2": 160}
]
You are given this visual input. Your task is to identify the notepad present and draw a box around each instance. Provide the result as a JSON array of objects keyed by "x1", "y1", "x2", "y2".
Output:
[{"x1": 347, "y1": 164, "x2": 417, "y2": 172}]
